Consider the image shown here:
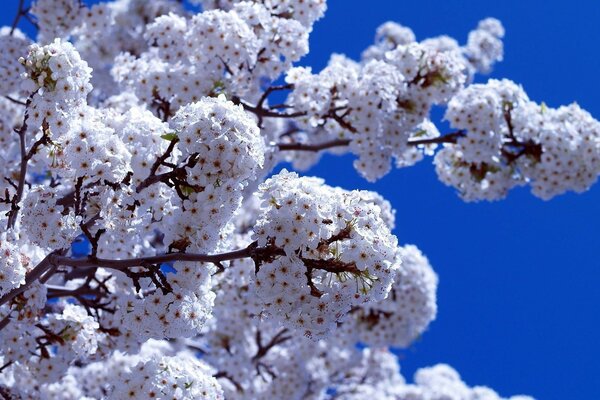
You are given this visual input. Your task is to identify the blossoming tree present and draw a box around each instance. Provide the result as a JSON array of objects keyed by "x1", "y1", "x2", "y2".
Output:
[{"x1": 0, "y1": 0, "x2": 596, "y2": 398}]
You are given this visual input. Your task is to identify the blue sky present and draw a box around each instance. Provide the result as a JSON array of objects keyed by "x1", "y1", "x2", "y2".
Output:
[{"x1": 4, "y1": 1, "x2": 600, "y2": 398}]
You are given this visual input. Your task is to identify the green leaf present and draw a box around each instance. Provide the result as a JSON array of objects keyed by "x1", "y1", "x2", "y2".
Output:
[
  {"x1": 160, "y1": 133, "x2": 178, "y2": 141},
  {"x1": 181, "y1": 185, "x2": 196, "y2": 196}
]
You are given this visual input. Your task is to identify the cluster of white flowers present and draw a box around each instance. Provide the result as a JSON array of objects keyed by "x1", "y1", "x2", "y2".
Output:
[
  {"x1": 52, "y1": 106, "x2": 132, "y2": 183},
  {"x1": 107, "y1": 105, "x2": 172, "y2": 186},
  {"x1": 253, "y1": 170, "x2": 399, "y2": 338},
  {"x1": 170, "y1": 96, "x2": 265, "y2": 187},
  {"x1": 20, "y1": 39, "x2": 92, "y2": 133},
  {"x1": 437, "y1": 79, "x2": 600, "y2": 200},
  {"x1": 186, "y1": 8, "x2": 260, "y2": 85},
  {"x1": 0, "y1": 233, "x2": 26, "y2": 297},
  {"x1": 0, "y1": 321, "x2": 46, "y2": 378},
  {"x1": 120, "y1": 263, "x2": 217, "y2": 341},
  {"x1": 284, "y1": 32, "x2": 469, "y2": 181},
  {"x1": 152, "y1": 96, "x2": 265, "y2": 253},
  {"x1": 361, "y1": 21, "x2": 417, "y2": 60},
  {"x1": 20, "y1": 186, "x2": 80, "y2": 249},
  {"x1": 0, "y1": 339, "x2": 223, "y2": 399},
  {"x1": 281, "y1": 19, "x2": 508, "y2": 182},
  {"x1": 194, "y1": 0, "x2": 327, "y2": 28},
  {"x1": 203, "y1": 237, "x2": 358, "y2": 399},
  {"x1": 47, "y1": 304, "x2": 101, "y2": 358},
  {"x1": 0, "y1": 280, "x2": 47, "y2": 330},
  {"x1": 343, "y1": 244, "x2": 438, "y2": 348},
  {"x1": 77, "y1": 0, "x2": 184, "y2": 97},
  {"x1": 0, "y1": 304, "x2": 101, "y2": 387},
  {"x1": 107, "y1": 354, "x2": 223, "y2": 400},
  {"x1": 231, "y1": 2, "x2": 310, "y2": 84},
  {"x1": 115, "y1": 1, "x2": 316, "y2": 110},
  {"x1": 0, "y1": 27, "x2": 31, "y2": 96},
  {"x1": 465, "y1": 17, "x2": 506, "y2": 74},
  {"x1": 27, "y1": 340, "x2": 171, "y2": 398},
  {"x1": 513, "y1": 102, "x2": 600, "y2": 200},
  {"x1": 30, "y1": 0, "x2": 83, "y2": 43},
  {"x1": 335, "y1": 348, "x2": 534, "y2": 400}
]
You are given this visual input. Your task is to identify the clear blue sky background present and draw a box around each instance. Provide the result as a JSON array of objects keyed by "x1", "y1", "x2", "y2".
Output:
[{"x1": 4, "y1": 1, "x2": 600, "y2": 399}]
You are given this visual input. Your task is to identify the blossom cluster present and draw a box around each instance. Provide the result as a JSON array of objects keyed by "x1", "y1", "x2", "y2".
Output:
[
  {"x1": 113, "y1": 0, "x2": 321, "y2": 111},
  {"x1": 20, "y1": 38, "x2": 92, "y2": 132},
  {"x1": 0, "y1": 27, "x2": 31, "y2": 96},
  {"x1": 342, "y1": 244, "x2": 438, "y2": 348},
  {"x1": 334, "y1": 348, "x2": 533, "y2": 400},
  {"x1": 281, "y1": 18, "x2": 487, "y2": 181},
  {"x1": 107, "y1": 354, "x2": 223, "y2": 400},
  {"x1": 20, "y1": 186, "x2": 81, "y2": 250},
  {"x1": 253, "y1": 170, "x2": 399, "y2": 338},
  {"x1": 0, "y1": 233, "x2": 26, "y2": 297},
  {"x1": 436, "y1": 79, "x2": 600, "y2": 200}
]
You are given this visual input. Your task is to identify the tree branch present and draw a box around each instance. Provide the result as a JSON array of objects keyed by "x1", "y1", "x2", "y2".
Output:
[
  {"x1": 407, "y1": 130, "x2": 466, "y2": 146},
  {"x1": 47, "y1": 242, "x2": 283, "y2": 271},
  {"x1": 0, "y1": 250, "x2": 62, "y2": 309},
  {"x1": 6, "y1": 97, "x2": 44, "y2": 230},
  {"x1": 275, "y1": 131, "x2": 466, "y2": 153},
  {"x1": 4, "y1": 96, "x2": 26, "y2": 106},
  {"x1": 252, "y1": 328, "x2": 291, "y2": 362},
  {"x1": 232, "y1": 95, "x2": 307, "y2": 128},
  {"x1": 10, "y1": 0, "x2": 26, "y2": 35},
  {"x1": 277, "y1": 138, "x2": 351, "y2": 152}
]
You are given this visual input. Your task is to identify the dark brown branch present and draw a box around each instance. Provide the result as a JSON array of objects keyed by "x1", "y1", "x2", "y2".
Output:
[
  {"x1": 252, "y1": 328, "x2": 291, "y2": 362},
  {"x1": 232, "y1": 95, "x2": 307, "y2": 128},
  {"x1": 6, "y1": 101, "x2": 31, "y2": 230},
  {"x1": 4, "y1": 96, "x2": 26, "y2": 106},
  {"x1": 324, "y1": 108, "x2": 357, "y2": 133},
  {"x1": 501, "y1": 105, "x2": 542, "y2": 164},
  {"x1": 0, "y1": 316, "x2": 10, "y2": 331},
  {"x1": 301, "y1": 258, "x2": 361, "y2": 275},
  {"x1": 0, "y1": 384, "x2": 18, "y2": 400},
  {"x1": 5, "y1": 98, "x2": 49, "y2": 230},
  {"x1": 214, "y1": 371, "x2": 244, "y2": 392},
  {"x1": 407, "y1": 130, "x2": 466, "y2": 146},
  {"x1": 241, "y1": 101, "x2": 307, "y2": 119},
  {"x1": 503, "y1": 101, "x2": 516, "y2": 140},
  {"x1": 48, "y1": 242, "x2": 283, "y2": 271},
  {"x1": 152, "y1": 94, "x2": 172, "y2": 122},
  {"x1": 0, "y1": 243, "x2": 284, "y2": 331},
  {"x1": 276, "y1": 131, "x2": 466, "y2": 153},
  {"x1": 0, "y1": 251, "x2": 61, "y2": 308},
  {"x1": 22, "y1": 12, "x2": 38, "y2": 30},
  {"x1": 79, "y1": 216, "x2": 103, "y2": 257},
  {"x1": 46, "y1": 285, "x2": 104, "y2": 299},
  {"x1": 26, "y1": 130, "x2": 51, "y2": 162},
  {"x1": 256, "y1": 84, "x2": 294, "y2": 112},
  {"x1": 277, "y1": 138, "x2": 351, "y2": 152},
  {"x1": 135, "y1": 138, "x2": 196, "y2": 195},
  {"x1": 151, "y1": 138, "x2": 178, "y2": 177},
  {"x1": 10, "y1": 0, "x2": 26, "y2": 35}
]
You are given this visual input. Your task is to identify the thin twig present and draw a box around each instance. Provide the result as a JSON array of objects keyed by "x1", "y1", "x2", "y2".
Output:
[
  {"x1": 6, "y1": 98, "x2": 32, "y2": 230},
  {"x1": 10, "y1": 0, "x2": 26, "y2": 35},
  {"x1": 4, "y1": 96, "x2": 26, "y2": 106},
  {"x1": 277, "y1": 138, "x2": 351, "y2": 152}
]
